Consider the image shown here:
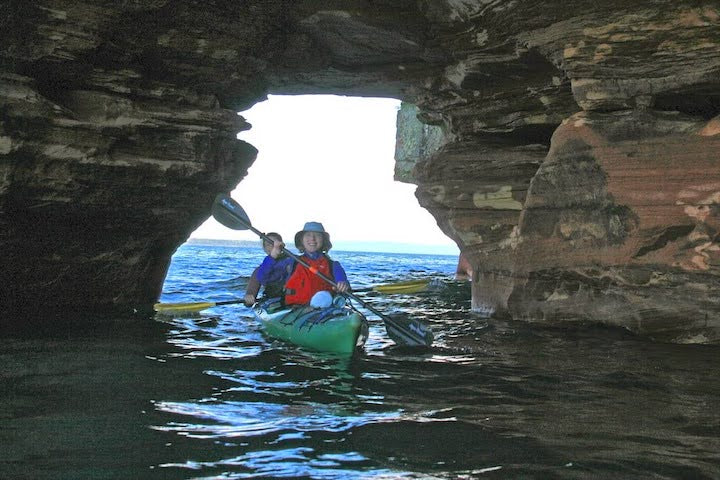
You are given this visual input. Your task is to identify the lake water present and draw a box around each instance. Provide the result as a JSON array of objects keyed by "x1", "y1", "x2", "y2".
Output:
[{"x1": 2, "y1": 244, "x2": 719, "y2": 479}]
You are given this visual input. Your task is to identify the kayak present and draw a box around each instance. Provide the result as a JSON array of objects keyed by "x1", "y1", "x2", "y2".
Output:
[
  {"x1": 373, "y1": 278, "x2": 432, "y2": 294},
  {"x1": 372, "y1": 278, "x2": 446, "y2": 294},
  {"x1": 254, "y1": 298, "x2": 369, "y2": 354}
]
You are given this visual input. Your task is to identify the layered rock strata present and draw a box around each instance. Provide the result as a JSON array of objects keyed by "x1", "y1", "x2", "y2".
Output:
[
  {"x1": 1, "y1": 1, "x2": 718, "y2": 342},
  {"x1": 397, "y1": 2, "x2": 720, "y2": 343}
]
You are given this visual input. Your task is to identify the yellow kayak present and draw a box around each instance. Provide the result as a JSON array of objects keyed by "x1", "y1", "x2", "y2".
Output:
[
  {"x1": 152, "y1": 280, "x2": 442, "y2": 316},
  {"x1": 372, "y1": 279, "x2": 432, "y2": 294}
]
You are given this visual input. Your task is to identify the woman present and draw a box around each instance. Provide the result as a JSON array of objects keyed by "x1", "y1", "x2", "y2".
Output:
[{"x1": 256, "y1": 221, "x2": 350, "y2": 306}]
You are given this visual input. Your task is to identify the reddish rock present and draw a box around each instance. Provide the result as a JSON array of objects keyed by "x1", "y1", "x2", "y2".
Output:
[{"x1": 509, "y1": 111, "x2": 720, "y2": 342}]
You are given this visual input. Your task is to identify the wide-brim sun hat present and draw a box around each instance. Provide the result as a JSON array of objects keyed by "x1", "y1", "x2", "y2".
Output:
[{"x1": 294, "y1": 221, "x2": 332, "y2": 252}]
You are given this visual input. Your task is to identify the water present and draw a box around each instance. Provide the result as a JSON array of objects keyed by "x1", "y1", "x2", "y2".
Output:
[{"x1": 2, "y1": 244, "x2": 720, "y2": 479}]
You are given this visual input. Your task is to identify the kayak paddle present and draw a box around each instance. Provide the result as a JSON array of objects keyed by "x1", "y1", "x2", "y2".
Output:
[
  {"x1": 153, "y1": 299, "x2": 245, "y2": 314},
  {"x1": 153, "y1": 280, "x2": 432, "y2": 314},
  {"x1": 211, "y1": 193, "x2": 434, "y2": 348}
]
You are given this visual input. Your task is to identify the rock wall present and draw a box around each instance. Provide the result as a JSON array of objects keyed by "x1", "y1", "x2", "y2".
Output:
[
  {"x1": 510, "y1": 111, "x2": 720, "y2": 342},
  {"x1": 402, "y1": 2, "x2": 720, "y2": 343},
  {"x1": 1, "y1": 1, "x2": 266, "y2": 313},
  {"x1": 1, "y1": 1, "x2": 718, "y2": 341}
]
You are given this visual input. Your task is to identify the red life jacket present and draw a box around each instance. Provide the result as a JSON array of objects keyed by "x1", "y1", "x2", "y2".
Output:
[{"x1": 284, "y1": 255, "x2": 335, "y2": 305}]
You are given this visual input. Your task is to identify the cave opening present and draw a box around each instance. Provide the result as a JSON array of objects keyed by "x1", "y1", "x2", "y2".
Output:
[{"x1": 189, "y1": 94, "x2": 458, "y2": 255}]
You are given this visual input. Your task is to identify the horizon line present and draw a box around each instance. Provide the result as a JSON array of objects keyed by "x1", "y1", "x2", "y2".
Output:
[{"x1": 186, "y1": 237, "x2": 460, "y2": 256}]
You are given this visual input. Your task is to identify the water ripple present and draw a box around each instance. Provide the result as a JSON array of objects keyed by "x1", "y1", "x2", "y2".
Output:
[
  {"x1": 153, "y1": 400, "x2": 408, "y2": 439},
  {"x1": 146, "y1": 245, "x2": 720, "y2": 479}
]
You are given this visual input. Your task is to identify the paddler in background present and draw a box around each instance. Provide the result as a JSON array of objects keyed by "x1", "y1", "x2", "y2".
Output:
[
  {"x1": 243, "y1": 232, "x2": 290, "y2": 306},
  {"x1": 257, "y1": 221, "x2": 350, "y2": 308}
]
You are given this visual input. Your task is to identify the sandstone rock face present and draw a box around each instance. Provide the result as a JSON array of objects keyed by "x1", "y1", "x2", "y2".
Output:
[
  {"x1": 1, "y1": 1, "x2": 262, "y2": 314},
  {"x1": 510, "y1": 111, "x2": 720, "y2": 342},
  {"x1": 1, "y1": 1, "x2": 718, "y2": 342},
  {"x1": 403, "y1": 2, "x2": 720, "y2": 343}
]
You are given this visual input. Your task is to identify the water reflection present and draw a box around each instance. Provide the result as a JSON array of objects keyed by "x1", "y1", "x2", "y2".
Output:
[
  {"x1": 3, "y1": 278, "x2": 720, "y2": 479},
  {"x1": 153, "y1": 400, "x2": 403, "y2": 438},
  {"x1": 159, "y1": 447, "x2": 406, "y2": 480}
]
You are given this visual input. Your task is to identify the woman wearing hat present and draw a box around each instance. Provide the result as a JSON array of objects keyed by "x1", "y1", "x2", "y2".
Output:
[{"x1": 256, "y1": 221, "x2": 350, "y2": 306}]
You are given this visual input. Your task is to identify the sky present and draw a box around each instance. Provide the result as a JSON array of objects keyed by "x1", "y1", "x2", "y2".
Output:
[{"x1": 190, "y1": 95, "x2": 459, "y2": 255}]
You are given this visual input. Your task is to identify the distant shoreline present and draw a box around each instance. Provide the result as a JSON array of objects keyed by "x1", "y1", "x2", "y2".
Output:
[
  {"x1": 186, "y1": 238, "x2": 261, "y2": 248},
  {"x1": 186, "y1": 238, "x2": 459, "y2": 256}
]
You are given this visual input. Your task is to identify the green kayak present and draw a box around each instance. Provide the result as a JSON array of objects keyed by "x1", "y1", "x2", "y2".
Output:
[{"x1": 254, "y1": 298, "x2": 369, "y2": 354}]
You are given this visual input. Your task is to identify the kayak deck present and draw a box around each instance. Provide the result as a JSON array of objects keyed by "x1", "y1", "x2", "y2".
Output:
[{"x1": 254, "y1": 298, "x2": 369, "y2": 354}]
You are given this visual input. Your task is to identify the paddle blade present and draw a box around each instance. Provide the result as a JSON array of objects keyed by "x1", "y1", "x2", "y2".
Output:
[
  {"x1": 212, "y1": 193, "x2": 251, "y2": 231},
  {"x1": 153, "y1": 301, "x2": 217, "y2": 314},
  {"x1": 383, "y1": 314, "x2": 434, "y2": 347}
]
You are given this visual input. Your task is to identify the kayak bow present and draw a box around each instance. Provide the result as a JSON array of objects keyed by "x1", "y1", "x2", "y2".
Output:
[{"x1": 255, "y1": 298, "x2": 369, "y2": 354}]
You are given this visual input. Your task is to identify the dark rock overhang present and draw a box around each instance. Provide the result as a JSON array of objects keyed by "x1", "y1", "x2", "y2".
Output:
[{"x1": 1, "y1": 1, "x2": 719, "y2": 342}]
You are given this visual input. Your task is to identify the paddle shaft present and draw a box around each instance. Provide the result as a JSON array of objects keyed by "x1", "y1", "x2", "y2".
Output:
[{"x1": 155, "y1": 279, "x2": 428, "y2": 313}]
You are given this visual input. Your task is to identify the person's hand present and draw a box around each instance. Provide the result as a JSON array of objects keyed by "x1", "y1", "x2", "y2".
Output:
[
  {"x1": 244, "y1": 293, "x2": 256, "y2": 306},
  {"x1": 334, "y1": 281, "x2": 350, "y2": 293},
  {"x1": 270, "y1": 240, "x2": 285, "y2": 259}
]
